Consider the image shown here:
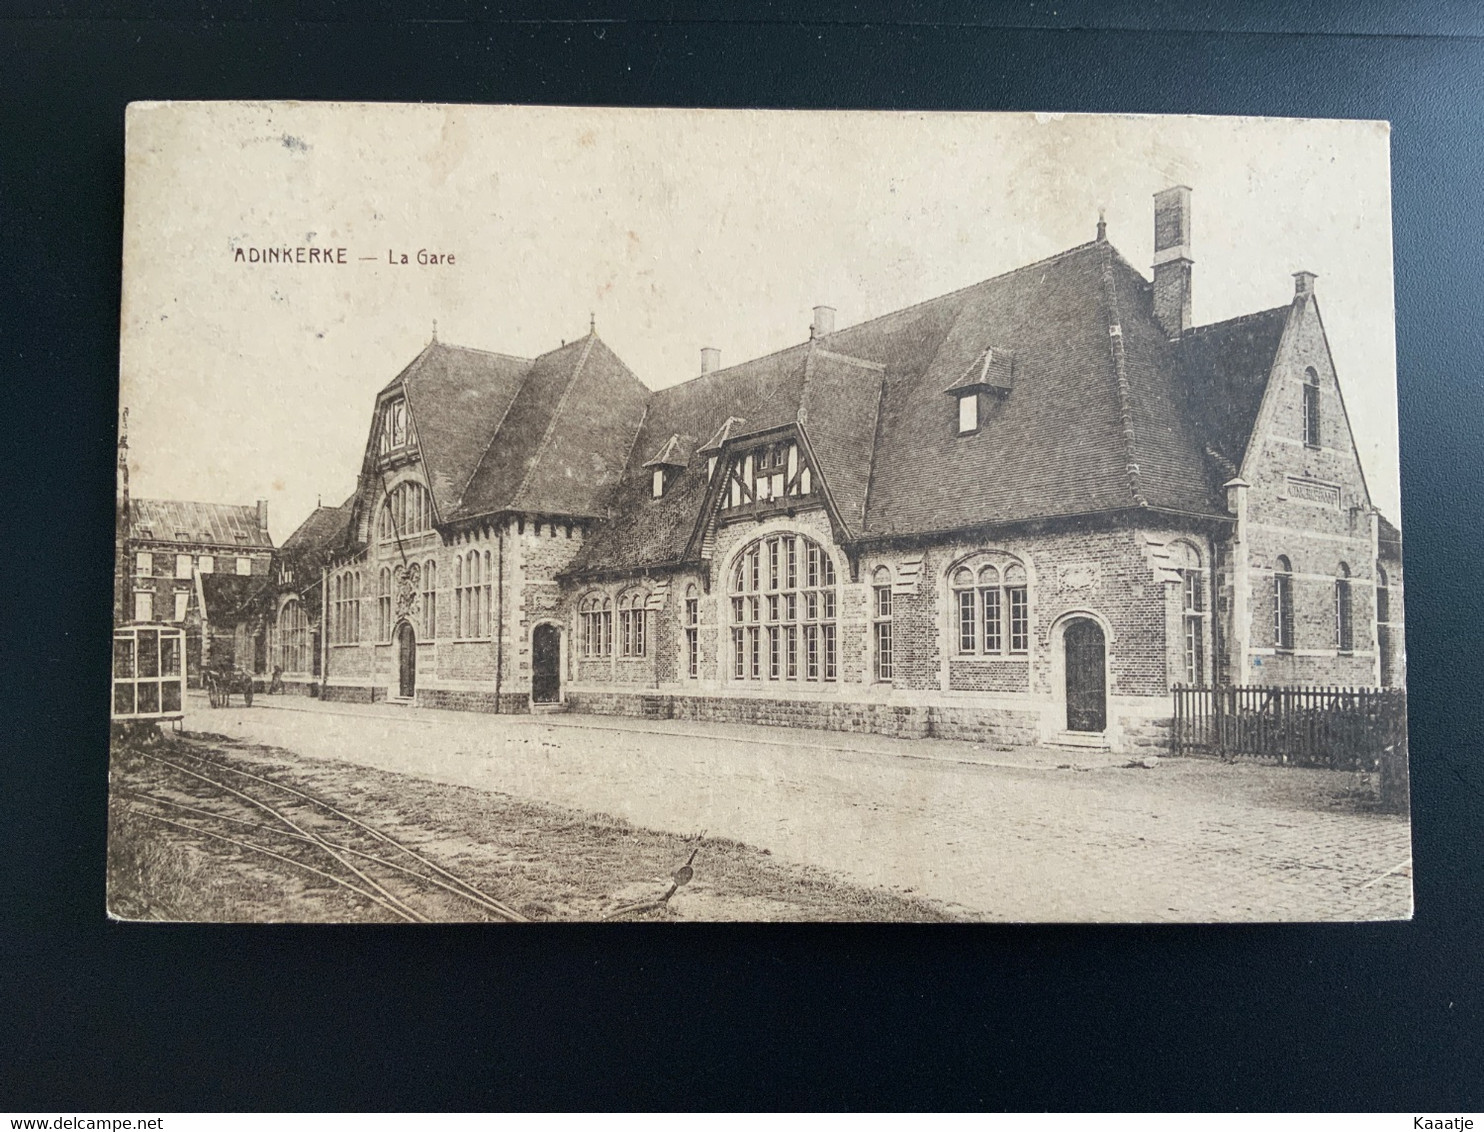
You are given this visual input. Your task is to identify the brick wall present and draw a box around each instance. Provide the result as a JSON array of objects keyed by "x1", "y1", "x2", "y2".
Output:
[{"x1": 1235, "y1": 295, "x2": 1384, "y2": 688}]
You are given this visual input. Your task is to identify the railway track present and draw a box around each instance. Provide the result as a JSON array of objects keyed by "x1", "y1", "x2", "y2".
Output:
[{"x1": 120, "y1": 745, "x2": 527, "y2": 923}]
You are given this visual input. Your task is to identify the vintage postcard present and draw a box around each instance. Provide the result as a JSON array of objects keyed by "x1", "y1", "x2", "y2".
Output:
[{"x1": 109, "y1": 103, "x2": 1410, "y2": 922}]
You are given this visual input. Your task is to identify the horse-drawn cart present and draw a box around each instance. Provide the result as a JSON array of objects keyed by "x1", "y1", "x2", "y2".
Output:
[{"x1": 204, "y1": 663, "x2": 254, "y2": 708}]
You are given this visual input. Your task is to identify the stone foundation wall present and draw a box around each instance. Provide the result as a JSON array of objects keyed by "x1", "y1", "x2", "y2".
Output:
[
  {"x1": 564, "y1": 690, "x2": 1041, "y2": 746},
  {"x1": 417, "y1": 688, "x2": 531, "y2": 714}
]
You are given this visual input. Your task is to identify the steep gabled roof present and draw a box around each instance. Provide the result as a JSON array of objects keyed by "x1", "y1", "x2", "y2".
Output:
[
  {"x1": 1176, "y1": 305, "x2": 1290, "y2": 475},
  {"x1": 131, "y1": 499, "x2": 272, "y2": 548},
  {"x1": 280, "y1": 494, "x2": 355, "y2": 563},
  {"x1": 391, "y1": 342, "x2": 533, "y2": 513}
]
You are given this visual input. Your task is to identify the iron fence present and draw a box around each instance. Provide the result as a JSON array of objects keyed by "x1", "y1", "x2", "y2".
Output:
[{"x1": 1173, "y1": 684, "x2": 1408, "y2": 771}]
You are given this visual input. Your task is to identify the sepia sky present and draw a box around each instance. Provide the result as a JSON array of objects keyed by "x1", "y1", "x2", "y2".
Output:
[{"x1": 120, "y1": 103, "x2": 1398, "y2": 542}]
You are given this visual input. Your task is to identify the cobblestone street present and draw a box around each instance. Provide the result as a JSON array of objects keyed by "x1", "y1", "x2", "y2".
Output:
[{"x1": 180, "y1": 693, "x2": 1413, "y2": 921}]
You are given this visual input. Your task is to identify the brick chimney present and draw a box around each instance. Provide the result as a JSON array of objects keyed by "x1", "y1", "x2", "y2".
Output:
[
  {"x1": 810, "y1": 305, "x2": 836, "y2": 339},
  {"x1": 1293, "y1": 270, "x2": 1317, "y2": 298},
  {"x1": 256, "y1": 498, "x2": 269, "y2": 534},
  {"x1": 700, "y1": 346, "x2": 721, "y2": 374},
  {"x1": 1152, "y1": 186, "x2": 1193, "y2": 340}
]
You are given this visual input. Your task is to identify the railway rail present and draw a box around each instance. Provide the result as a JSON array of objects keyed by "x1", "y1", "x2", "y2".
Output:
[{"x1": 120, "y1": 745, "x2": 527, "y2": 922}]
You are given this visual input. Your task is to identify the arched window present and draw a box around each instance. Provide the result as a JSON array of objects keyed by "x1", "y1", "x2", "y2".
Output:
[
  {"x1": 579, "y1": 593, "x2": 613, "y2": 658},
  {"x1": 377, "y1": 481, "x2": 434, "y2": 543},
  {"x1": 1274, "y1": 556, "x2": 1295, "y2": 651},
  {"x1": 951, "y1": 554, "x2": 1030, "y2": 655},
  {"x1": 618, "y1": 590, "x2": 648, "y2": 657},
  {"x1": 1376, "y1": 564, "x2": 1390, "y2": 624},
  {"x1": 420, "y1": 559, "x2": 437, "y2": 640},
  {"x1": 730, "y1": 534, "x2": 836, "y2": 682},
  {"x1": 378, "y1": 566, "x2": 393, "y2": 641},
  {"x1": 1335, "y1": 561, "x2": 1354, "y2": 652},
  {"x1": 872, "y1": 565, "x2": 894, "y2": 682},
  {"x1": 1173, "y1": 541, "x2": 1207, "y2": 684},
  {"x1": 277, "y1": 599, "x2": 310, "y2": 674},
  {"x1": 1302, "y1": 367, "x2": 1321, "y2": 448},
  {"x1": 684, "y1": 584, "x2": 700, "y2": 679}
]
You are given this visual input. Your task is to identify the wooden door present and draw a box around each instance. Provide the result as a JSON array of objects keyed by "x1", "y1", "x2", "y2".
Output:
[
  {"x1": 532, "y1": 623, "x2": 561, "y2": 704},
  {"x1": 1064, "y1": 618, "x2": 1107, "y2": 732},
  {"x1": 397, "y1": 621, "x2": 416, "y2": 699}
]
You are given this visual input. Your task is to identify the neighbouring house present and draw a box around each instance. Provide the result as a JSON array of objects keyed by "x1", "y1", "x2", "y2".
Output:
[
  {"x1": 121, "y1": 497, "x2": 275, "y2": 685},
  {"x1": 310, "y1": 186, "x2": 1403, "y2": 752}
]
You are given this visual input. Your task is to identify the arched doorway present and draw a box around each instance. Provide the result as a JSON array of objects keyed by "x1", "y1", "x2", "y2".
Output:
[
  {"x1": 1064, "y1": 618, "x2": 1107, "y2": 732},
  {"x1": 532, "y1": 623, "x2": 561, "y2": 704},
  {"x1": 396, "y1": 621, "x2": 416, "y2": 699}
]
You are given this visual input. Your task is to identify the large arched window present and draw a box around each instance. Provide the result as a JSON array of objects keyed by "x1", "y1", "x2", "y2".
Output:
[
  {"x1": 729, "y1": 534, "x2": 835, "y2": 682},
  {"x1": 1173, "y1": 541, "x2": 1207, "y2": 684},
  {"x1": 1335, "y1": 561, "x2": 1354, "y2": 652},
  {"x1": 579, "y1": 593, "x2": 613, "y2": 658},
  {"x1": 1274, "y1": 556, "x2": 1295, "y2": 651},
  {"x1": 331, "y1": 569, "x2": 362, "y2": 645},
  {"x1": 377, "y1": 481, "x2": 434, "y2": 543},
  {"x1": 951, "y1": 554, "x2": 1030, "y2": 656},
  {"x1": 277, "y1": 599, "x2": 310, "y2": 674}
]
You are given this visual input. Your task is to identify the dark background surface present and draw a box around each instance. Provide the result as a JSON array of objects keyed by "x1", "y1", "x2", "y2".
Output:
[{"x1": 4, "y1": 2, "x2": 1482, "y2": 1111}]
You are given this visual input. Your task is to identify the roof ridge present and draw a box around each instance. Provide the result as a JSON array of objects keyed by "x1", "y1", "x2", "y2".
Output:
[
  {"x1": 433, "y1": 340, "x2": 535, "y2": 364},
  {"x1": 1099, "y1": 242, "x2": 1148, "y2": 508},
  {"x1": 654, "y1": 239, "x2": 1107, "y2": 394},
  {"x1": 1182, "y1": 304, "x2": 1292, "y2": 337},
  {"x1": 510, "y1": 333, "x2": 598, "y2": 509}
]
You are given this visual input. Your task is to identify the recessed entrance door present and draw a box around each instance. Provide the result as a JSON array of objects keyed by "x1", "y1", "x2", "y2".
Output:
[
  {"x1": 396, "y1": 621, "x2": 416, "y2": 699},
  {"x1": 1064, "y1": 618, "x2": 1107, "y2": 732},
  {"x1": 532, "y1": 624, "x2": 561, "y2": 704}
]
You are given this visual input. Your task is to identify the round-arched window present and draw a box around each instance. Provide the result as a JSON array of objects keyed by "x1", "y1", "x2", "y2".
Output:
[
  {"x1": 729, "y1": 534, "x2": 836, "y2": 681},
  {"x1": 580, "y1": 593, "x2": 613, "y2": 657},
  {"x1": 952, "y1": 554, "x2": 1029, "y2": 655},
  {"x1": 276, "y1": 599, "x2": 310, "y2": 674}
]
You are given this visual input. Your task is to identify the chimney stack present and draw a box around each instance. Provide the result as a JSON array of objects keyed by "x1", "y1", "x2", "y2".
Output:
[
  {"x1": 256, "y1": 498, "x2": 269, "y2": 533},
  {"x1": 700, "y1": 346, "x2": 721, "y2": 374},
  {"x1": 1293, "y1": 271, "x2": 1317, "y2": 298},
  {"x1": 1152, "y1": 185, "x2": 1193, "y2": 340},
  {"x1": 810, "y1": 305, "x2": 836, "y2": 339}
]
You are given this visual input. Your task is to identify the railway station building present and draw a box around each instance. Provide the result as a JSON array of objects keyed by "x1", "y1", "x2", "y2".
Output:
[{"x1": 313, "y1": 187, "x2": 1404, "y2": 752}]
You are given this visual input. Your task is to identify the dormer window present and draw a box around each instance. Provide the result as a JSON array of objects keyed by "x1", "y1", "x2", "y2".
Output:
[
  {"x1": 957, "y1": 392, "x2": 979, "y2": 434},
  {"x1": 945, "y1": 346, "x2": 1014, "y2": 437},
  {"x1": 643, "y1": 433, "x2": 689, "y2": 500}
]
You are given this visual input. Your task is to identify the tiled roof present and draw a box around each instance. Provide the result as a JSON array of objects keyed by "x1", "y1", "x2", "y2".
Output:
[
  {"x1": 280, "y1": 495, "x2": 355, "y2": 562},
  {"x1": 571, "y1": 237, "x2": 1259, "y2": 574},
  {"x1": 377, "y1": 237, "x2": 1317, "y2": 578},
  {"x1": 1176, "y1": 304, "x2": 1291, "y2": 475},
  {"x1": 131, "y1": 499, "x2": 271, "y2": 548},
  {"x1": 452, "y1": 334, "x2": 650, "y2": 521},
  {"x1": 393, "y1": 342, "x2": 532, "y2": 514}
]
